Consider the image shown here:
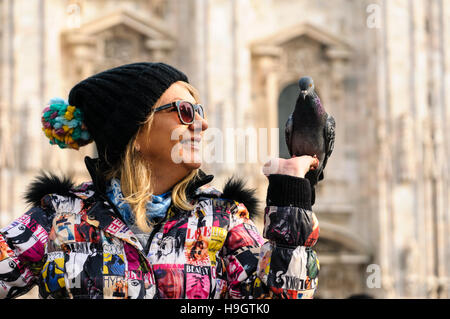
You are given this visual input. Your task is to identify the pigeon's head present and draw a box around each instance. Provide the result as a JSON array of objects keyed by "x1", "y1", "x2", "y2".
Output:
[{"x1": 298, "y1": 76, "x2": 315, "y2": 100}]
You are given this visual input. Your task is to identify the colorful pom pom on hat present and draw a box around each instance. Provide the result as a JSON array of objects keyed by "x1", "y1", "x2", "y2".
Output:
[{"x1": 41, "y1": 97, "x2": 92, "y2": 150}]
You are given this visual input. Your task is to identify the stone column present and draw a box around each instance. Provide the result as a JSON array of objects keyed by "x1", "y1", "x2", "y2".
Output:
[
  {"x1": 375, "y1": 0, "x2": 395, "y2": 298},
  {"x1": 325, "y1": 48, "x2": 350, "y2": 182},
  {"x1": 426, "y1": 0, "x2": 449, "y2": 298},
  {"x1": 250, "y1": 46, "x2": 281, "y2": 224},
  {"x1": 251, "y1": 46, "x2": 282, "y2": 131}
]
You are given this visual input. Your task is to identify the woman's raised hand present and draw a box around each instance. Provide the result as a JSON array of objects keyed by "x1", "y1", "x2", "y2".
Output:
[{"x1": 262, "y1": 155, "x2": 319, "y2": 179}]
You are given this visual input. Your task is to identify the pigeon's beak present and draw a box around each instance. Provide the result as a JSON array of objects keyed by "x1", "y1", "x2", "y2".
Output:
[{"x1": 301, "y1": 90, "x2": 307, "y2": 100}]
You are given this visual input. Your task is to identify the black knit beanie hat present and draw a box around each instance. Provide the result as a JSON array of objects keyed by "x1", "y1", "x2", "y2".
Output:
[{"x1": 66, "y1": 62, "x2": 188, "y2": 168}]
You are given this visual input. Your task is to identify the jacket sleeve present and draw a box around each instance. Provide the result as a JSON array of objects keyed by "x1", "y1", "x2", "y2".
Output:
[
  {"x1": 222, "y1": 174, "x2": 319, "y2": 299},
  {"x1": 0, "y1": 196, "x2": 55, "y2": 298}
]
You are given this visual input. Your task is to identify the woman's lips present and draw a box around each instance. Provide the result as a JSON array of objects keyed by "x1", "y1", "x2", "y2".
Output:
[{"x1": 180, "y1": 137, "x2": 202, "y2": 149}]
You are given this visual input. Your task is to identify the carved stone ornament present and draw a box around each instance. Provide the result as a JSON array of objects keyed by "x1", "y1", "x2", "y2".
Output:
[{"x1": 61, "y1": 8, "x2": 177, "y2": 87}]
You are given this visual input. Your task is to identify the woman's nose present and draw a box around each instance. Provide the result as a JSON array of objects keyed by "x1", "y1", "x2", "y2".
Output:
[{"x1": 189, "y1": 113, "x2": 208, "y2": 132}]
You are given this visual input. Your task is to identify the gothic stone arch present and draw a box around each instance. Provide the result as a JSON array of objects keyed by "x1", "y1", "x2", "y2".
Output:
[
  {"x1": 250, "y1": 22, "x2": 353, "y2": 199},
  {"x1": 250, "y1": 22, "x2": 354, "y2": 200},
  {"x1": 251, "y1": 22, "x2": 351, "y2": 164}
]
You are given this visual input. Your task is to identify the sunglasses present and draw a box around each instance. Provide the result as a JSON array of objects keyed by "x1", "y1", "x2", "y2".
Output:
[{"x1": 154, "y1": 100, "x2": 205, "y2": 125}]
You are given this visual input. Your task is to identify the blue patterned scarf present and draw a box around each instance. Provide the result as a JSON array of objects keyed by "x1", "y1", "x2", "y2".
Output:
[{"x1": 105, "y1": 178, "x2": 172, "y2": 226}]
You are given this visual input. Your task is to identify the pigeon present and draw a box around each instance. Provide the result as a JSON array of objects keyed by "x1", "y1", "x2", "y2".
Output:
[{"x1": 285, "y1": 76, "x2": 335, "y2": 205}]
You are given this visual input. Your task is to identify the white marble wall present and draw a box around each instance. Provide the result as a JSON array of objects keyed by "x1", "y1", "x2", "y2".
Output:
[{"x1": 0, "y1": 0, "x2": 448, "y2": 298}]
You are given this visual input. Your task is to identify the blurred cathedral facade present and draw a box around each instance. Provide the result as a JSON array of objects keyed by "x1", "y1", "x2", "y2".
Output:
[{"x1": 0, "y1": 0, "x2": 449, "y2": 298}]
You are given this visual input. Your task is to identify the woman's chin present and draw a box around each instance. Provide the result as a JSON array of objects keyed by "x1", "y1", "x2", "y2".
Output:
[
  {"x1": 179, "y1": 147, "x2": 202, "y2": 169},
  {"x1": 175, "y1": 154, "x2": 202, "y2": 171},
  {"x1": 182, "y1": 160, "x2": 202, "y2": 171}
]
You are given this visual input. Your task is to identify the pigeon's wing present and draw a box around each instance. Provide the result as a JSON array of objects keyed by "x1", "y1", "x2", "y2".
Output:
[
  {"x1": 325, "y1": 114, "x2": 336, "y2": 157},
  {"x1": 284, "y1": 113, "x2": 293, "y2": 157},
  {"x1": 318, "y1": 114, "x2": 336, "y2": 181}
]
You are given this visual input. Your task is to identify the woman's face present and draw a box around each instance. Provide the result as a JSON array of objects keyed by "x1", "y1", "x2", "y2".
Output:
[{"x1": 135, "y1": 81, "x2": 208, "y2": 174}]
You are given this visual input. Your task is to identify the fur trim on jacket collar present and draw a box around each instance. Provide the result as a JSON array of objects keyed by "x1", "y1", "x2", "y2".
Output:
[
  {"x1": 24, "y1": 172, "x2": 76, "y2": 206},
  {"x1": 220, "y1": 176, "x2": 259, "y2": 220},
  {"x1": 24, "y1": 169, "x2": 261, "y2": 220}
]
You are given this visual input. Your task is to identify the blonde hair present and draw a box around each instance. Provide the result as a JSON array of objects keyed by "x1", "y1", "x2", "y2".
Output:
[{"x1": 105, "y1": 81, "x2": 202, "y2": 233}]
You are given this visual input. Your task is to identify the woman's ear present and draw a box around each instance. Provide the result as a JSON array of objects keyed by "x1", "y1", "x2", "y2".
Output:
[{"x1": 135, "y1": 142, "x2": 141, "y2": 152}]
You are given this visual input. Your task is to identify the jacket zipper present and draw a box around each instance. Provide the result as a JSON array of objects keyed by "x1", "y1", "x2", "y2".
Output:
[{"x1": 144, "y1": 220, "x2": 164, "y2": 257}]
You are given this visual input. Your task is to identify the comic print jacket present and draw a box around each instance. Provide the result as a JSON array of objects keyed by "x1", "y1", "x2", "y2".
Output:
[{"x1": 0, "y1": 157, "x2": 320, "y2": 299}]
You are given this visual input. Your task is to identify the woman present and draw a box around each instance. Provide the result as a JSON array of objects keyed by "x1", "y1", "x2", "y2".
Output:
[{"x1": 0, "y1": 62, "x2": 320, "y2": 299}]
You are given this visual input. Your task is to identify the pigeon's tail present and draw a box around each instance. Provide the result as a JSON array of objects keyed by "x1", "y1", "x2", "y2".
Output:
[
  {"x1": 311, "y1": 187, "x2": 316, "y2": 206},
  {"x1": 317, "y1": 165, "x2": 325, "y2": 182},
  {"x1": 305, "y1": 170, "x2": 319, "y2": 187},
  {"x1": 305, "y1": 170, "x2": 318, "y2": 206}
]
